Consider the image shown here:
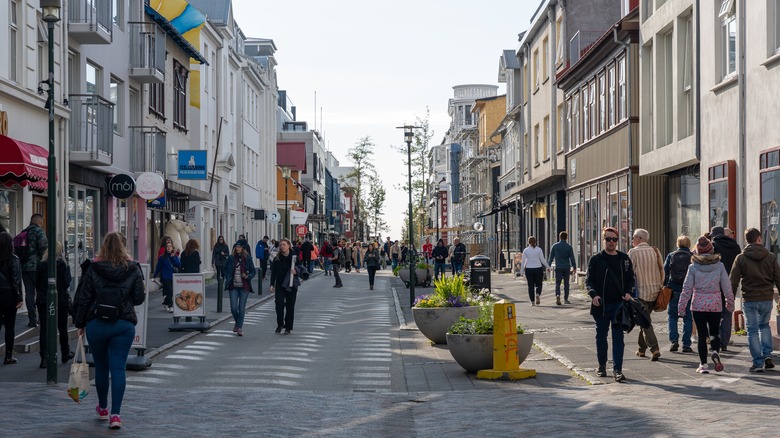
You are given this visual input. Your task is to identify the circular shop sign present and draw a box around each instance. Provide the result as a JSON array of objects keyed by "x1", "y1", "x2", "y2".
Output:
[
  {"x1": 108, "y1": 174, "x2": 136, "y2": 199},
  {"x1": 267, "y1": 211, "x2": 281, "y2": 223},
  {"x1": 295, "y1": 225, "x2": 308, "y2": 237},
  {"x1": 136, "y1": 172, "x2": 165, "y2": 200}
]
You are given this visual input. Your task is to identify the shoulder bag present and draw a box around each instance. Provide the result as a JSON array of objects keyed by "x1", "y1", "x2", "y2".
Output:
[{"x1": 652, "y1": 247, "x2": 671, "y2": 312}]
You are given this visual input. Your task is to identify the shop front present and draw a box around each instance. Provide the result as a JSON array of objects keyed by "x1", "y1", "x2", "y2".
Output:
[{"x1": 68, "y1": 164, "x2": 108, "y2": 292}]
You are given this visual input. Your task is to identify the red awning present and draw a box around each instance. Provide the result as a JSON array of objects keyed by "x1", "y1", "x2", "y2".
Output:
[{"x1": 0, "y1": 134, "x2": 50, "y2": 192}]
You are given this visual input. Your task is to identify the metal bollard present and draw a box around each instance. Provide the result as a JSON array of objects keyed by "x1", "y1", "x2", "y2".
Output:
[{"x1": 217, "y1": 276, "x2": 224, "y2": 313}]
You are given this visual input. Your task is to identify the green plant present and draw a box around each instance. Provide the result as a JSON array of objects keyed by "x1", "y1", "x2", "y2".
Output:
[
  {"x1": 447, "y1": 304, "x2": 525, "y2": 335},
  {"x1": 416, "y1": 262, "x2": 430, "y2": 270},
  {"x1": 392, "y1": 263, "x2": 408, "y2": 277}
]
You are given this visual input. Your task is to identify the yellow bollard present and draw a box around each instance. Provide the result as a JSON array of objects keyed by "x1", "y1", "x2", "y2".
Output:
[{"x1": 476, "y1": 303, "x2": 536, "y2": 380}]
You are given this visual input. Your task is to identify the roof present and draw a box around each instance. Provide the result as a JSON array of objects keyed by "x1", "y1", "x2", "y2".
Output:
[
  {"x1": 187, "y1": 0, "x2": 231, "y2": 24},
  {"x1": 502, "y1": 50, "x2": 520, "y2": 69},
  {"x1": 276, "y1": 142, "x2": 307, "y2": 172},
  {"x1": 144, "y1": 5, "x2": 208, "y2": 64}
]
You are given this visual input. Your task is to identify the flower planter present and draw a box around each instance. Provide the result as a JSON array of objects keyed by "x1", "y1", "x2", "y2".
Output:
[
  {"x1": 412, "y1": 306, "x2": 480, "y2": 344},
  {"x1": 399, "y1": 267, "x2": 430, "y2": 287},
  {"x1": 446, "y1": 332, "x2": 535, "y2": 373}
]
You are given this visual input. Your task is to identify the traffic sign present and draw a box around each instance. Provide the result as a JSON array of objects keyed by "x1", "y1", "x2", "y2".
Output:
[
  {"x1": 295, "y1": 225, "x2": 308, "y2": 237},
  {"x1": 268, "y1": 211, "x2": 281, "y2": 223}
]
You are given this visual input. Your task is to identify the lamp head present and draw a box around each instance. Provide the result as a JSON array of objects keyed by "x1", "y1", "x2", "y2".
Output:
[
  {"x1": 280, "y1": 166, "x2": 291, "y2": 179},
  {"x1": 40, "y1": 0, "x2": 61, "y2": 23},
  {"x1": 403, "y1": 126, "x2": 414, "y2": 144}
]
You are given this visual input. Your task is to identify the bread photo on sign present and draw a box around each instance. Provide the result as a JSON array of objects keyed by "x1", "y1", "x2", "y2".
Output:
[{"x1": 175, "y1": 290, "x2": 203, "y2": 311}]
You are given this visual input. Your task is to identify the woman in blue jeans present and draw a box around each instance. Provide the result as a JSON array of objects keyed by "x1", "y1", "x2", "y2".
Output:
[
  {"x1": 74, "y1": 232, "x2": 145, "y2": 430},
  {"x1": 222, "y1": 243, "x2": 256, "y2": 336}
]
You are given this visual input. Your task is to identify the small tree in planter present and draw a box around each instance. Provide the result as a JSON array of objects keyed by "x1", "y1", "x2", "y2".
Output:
[{"x1": 411, "y1": 275, "x2": 491, "y2": 344}]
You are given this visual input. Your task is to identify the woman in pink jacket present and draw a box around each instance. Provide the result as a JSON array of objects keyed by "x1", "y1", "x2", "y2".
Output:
[{"x1": 678, "y1": 236, "x2": 734, "y2": 374}]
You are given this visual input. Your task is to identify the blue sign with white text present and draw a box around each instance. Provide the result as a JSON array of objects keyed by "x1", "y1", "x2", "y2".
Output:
[{"x1": 178, "y1": 150, "x2": 207, "y2": 180}]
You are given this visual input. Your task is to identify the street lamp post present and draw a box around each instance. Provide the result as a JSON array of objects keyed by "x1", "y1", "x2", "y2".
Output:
[
  {"x1": 436, "y1": 177, "x2": 445, "y2": 242},
  {"x1": 40, "y1": 0, "x2": 60, "y2": 384},
  {"x1": 399, "y1": 125, "x2": 419, "y2": 306},
  {"x1": 281, "y1": 166, "x2": 291, "y2": 238}
]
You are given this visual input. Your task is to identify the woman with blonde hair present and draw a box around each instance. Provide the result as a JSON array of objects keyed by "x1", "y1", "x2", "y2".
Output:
[
  {"x1": 35, "y1": 241, "x2": 73, "y2": 368},
  {"x1": 222, "y1": 242, "x2": 256, "y2": 336},
  {"x1": 74, "y1": 232, "x2": 145, "y2": 429},
  {"x1": 180, "y1": 239, "x2": 201, "y2": 273}
]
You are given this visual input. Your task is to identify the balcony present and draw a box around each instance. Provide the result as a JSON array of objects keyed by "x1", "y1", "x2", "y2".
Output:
[
  {"x1": 130, "y1": 126, "x2": 166, "y2": 174},
  {"x1": 128, "y1": 22, "x2": 165, "y2": 83},
  {"x1": 69, "y1": 94, "x2": 114, "y2": 166},
  {"x1": 68, "y1": 0, "x2": 112, "y2": 45}
]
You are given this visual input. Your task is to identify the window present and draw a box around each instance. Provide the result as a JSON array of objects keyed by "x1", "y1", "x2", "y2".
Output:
[
  {"x1": 775, "y1": 0, "x2": 780, "y2": 54},
  {"x1": 112, "y1": 0, "x2": 122, "y2": 28},
  {"x1": 557, "y1": 103, "x2": 564, "y2": 152},
  {"x1": 761, "y1": 150, "x2": 780, "y2": 262},
  {"x1": 681, "y1": 16, "x2": 693, "y2": 138},
  {"x1": 572, "y1": 92, "x2": 580, "y2": 148},
  {"x1": 110, "y1": 77, "x2": 122, "y2": 134},
  {"x1": 203, "y1": 43, "x2": 209, "y2": 92},
  {"x1": 149, "y1": 83, "x2": 164, "y2": 118},
  {"x1": 663, "y1": 30, "x2": 673, "y2": 145},
  {"x1": 9, "y1": 0, "x2": 19, "y2": 82},
  {"x1": 37, "y1": 19, "x2": 48, "y2": 83},
  {"x1": 556, "y1": 17, "x2": 564, "y2": 66},
  {"x1": 582, "y1": 85, "x2": 589, "y2": 141},
  {"x1": 618, "y1": 57, "x2": 627, "y2": 121},
  {"x1": 534, "y1": 124, "x2": 540, "y2": 164},
  {"x1": 173, "y1": 60, "x2": 188, "y2": 130},
  {"x1": 589, "y1": 81, "x2": 596, "y2": 139},
  {"x1": 598, "y1": 72, "x2": 606, "y2": 134},
  {"x1": 523, "y1": 133, "x2": 529, "y2": 173},
  {"x1": 542, "y1": 36, "x2": 549, "y2": 80},
  {"x1": 465, "y1": 104, "x2": 472, "y2": 126},
  {"x1": 86, "y1": 62, "x2": 100, "y2": 94},
  {"x1": 709, "y1": 161, "x2": 735, "y2": 230},
  {"x1": 608, "y1": 64, "x2": 616, "y2": 127},
  {"x1": 720, "y1": 0, "x2": 737, "y2": 78},
  {"x1": 543, "y1": 116, "x2": 549, "y2": 161},
  {"x1": 229, "y1": 72, "x2": 234, "y2": 114},
  {"x1": 534, "y1": 49, "x2": 540, "y2": 89},
  {"x1": 523, "y1": 62, "x2": 529, "y2": 101}
]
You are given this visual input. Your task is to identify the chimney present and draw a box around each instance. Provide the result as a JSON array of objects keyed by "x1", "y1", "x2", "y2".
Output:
[{"x1": 291, "y1": 106, "x2": 297, "y2": 121}]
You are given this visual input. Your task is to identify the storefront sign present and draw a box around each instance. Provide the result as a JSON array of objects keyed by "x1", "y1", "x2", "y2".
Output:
[
  {"x1": 107, "y1": 174, "x2": 136, "y2": 199},
  {"x1": 295, "y1": 224, "x2": 308, "y2": 237},
  {"x1": 0, "y1": 111, "x2": 8, "y2": 136},
  {"x1": 441, "y1": 190, "x2": 449, "y2": 243},
  {"x1": 147, "y1": 192, "x2": 166, "y2": 208},
  {"x1": 177, "y1": 150, "x2": 207, "y2": 180},
  {"x1": 172, "y1": 273, "x2": 206, "y2": 317},
  {"x1": 136, "y1": 172, "x2": 165, "y2": 200}
]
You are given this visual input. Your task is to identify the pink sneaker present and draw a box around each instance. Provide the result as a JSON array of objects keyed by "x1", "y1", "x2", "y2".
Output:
[
  {"x1": 96, "y1": 405, "x2": 109, "y2": 420},
  {"x1": 109, "y1": 415, "x2": 122, "y2": 429}
]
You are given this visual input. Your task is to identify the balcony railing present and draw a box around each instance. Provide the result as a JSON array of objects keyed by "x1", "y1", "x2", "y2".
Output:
[
  {"x1": 68, "y1": 0, "x2": 112, "y2": 44},
  {"x1": 69, "y1": 94, "x2": 113, "y2": 166},
  {"x1": 130, "y1": 126, "x2": 166, "y2": 174},
  {"x1": 128, "y1": 22, "x2": 165, "y2": 83}
]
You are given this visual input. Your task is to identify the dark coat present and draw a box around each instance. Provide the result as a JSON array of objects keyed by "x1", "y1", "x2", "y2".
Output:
[
  {"x1": 222, "y1": 254, "x2": 256, "y2": 292},
  {"x1": 270, "y1": 251, "x2": 303, "y2": 290},
  {"x1": 35, "y1": 258, "x2": 72, "y2": 307},
  {"x1": 0, "y1": 255, "x2": 23, "y2": 303},
  {"x1": 712, "y1": 235, "x2": 741, "y2": 274},
  {"x1": 432, "y1": 245, "x2": 449, "y2": 262},
  {"x1": 586, "y1": 251, "x2": 635, "y2": 316},
  {"x1": 74, "y1": 260, "x2": 145, "y2": 328},
  {"x1": 180, "y1": 250, "x2": 201, "y2": 273},
  {"x1": 153, "y1": 252, "x2": 181, "y2": 280},
  {"x1": 20, "y1": 223, "x2": 47, "y2": 272},
  {"x1": 363, "y1": 248, "x2": 381, "y2": 268},
  {"x1": 212, "y1": 243, "x2": 229, "y2": 267},
  {"x1": 300, "y1": 241, "x2": 314, "y2": 262}
]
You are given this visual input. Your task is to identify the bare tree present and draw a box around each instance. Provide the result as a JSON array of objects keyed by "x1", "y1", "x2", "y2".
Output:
[{"x1": 346, "y1": 136, "x2": 376, "y2": 239}]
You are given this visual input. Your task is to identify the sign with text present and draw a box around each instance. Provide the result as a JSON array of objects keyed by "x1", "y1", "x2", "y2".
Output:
[
  {"x1": 172, "y1": 273, "x2": 206, "y2": 317},
  {"x1": 135, "y1": 264, "x2": 151, "y2": 348},
  {"x1": 177, "y1": 150, "x2": 207, "y2": 180},
  {"x1": 295, "y1": 224, "x2": 308, "y2": 237},
  {"x1": 441, "y1": 190, "x2": 449, "y2": 244}
]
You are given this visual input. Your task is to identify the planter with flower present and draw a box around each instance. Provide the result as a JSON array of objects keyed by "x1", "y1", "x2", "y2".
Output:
[
  {"x1": 396, "y1": 262, "x2": 432, "y2": 288},
  {"x1": 411, "y1": 275, "x2": 491, "y2": 344},
  {"x1": 446, "y1": 304, "x2": 534, "y2": 373}
]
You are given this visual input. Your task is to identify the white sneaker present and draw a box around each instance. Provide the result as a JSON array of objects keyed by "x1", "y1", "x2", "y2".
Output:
[
  {"x1": 167, "y1": 306, "x2": 173, "y2": 313},
  {"x1": 696, "y1": 364, "x2": 709, "y2": 374}
]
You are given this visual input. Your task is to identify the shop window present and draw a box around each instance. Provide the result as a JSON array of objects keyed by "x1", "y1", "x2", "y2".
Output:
[
  {"x1": 760, "y1": 149, "x2": 780, "y2": 261},
  {"x1": 708, "y1": 161, "x2": 736, "y2": 230}
]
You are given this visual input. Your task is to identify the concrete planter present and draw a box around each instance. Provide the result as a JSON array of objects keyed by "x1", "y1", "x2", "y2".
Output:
[
  {"x1": 446, "y1": 332, "x2": 535, "y2": 373},
  {"x1": 412, "y1": 306, "x2": 480, "y2": 344}
]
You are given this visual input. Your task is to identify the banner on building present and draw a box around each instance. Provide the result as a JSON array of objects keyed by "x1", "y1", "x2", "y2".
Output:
[
  {"x1": 177, "y1": 150, "x2": 207, "y2": 180},
  {"x1": 290, "y1": 210, "x2": 308, "y2": 225}
]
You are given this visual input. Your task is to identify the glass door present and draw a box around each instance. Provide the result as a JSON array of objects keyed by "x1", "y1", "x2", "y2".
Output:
[{"x1": 67, "y1": 184, "x2": 100, "y2": 292}]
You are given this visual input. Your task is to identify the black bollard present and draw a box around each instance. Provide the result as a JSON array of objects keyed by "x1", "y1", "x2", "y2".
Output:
[{"x1": 217, "y1": 276, "x2": 224, "y2": 313}]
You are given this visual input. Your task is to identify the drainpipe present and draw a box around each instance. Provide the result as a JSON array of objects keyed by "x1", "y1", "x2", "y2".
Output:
[
  {"x1": 694, "y1": 0, "x2": 701, "y2": 161},
  {"x1": 548, "y1": 3, "x2": 557, "y2": 174},
  {"x1": 613, "y1": 26, "x2": 633, "y2": 234},
  {"x1": 524, "y1": 43, "x2": 531, "y2": 182},
  {"x1": 737, "y1": 0, "x2": 747, "y2": 239}
]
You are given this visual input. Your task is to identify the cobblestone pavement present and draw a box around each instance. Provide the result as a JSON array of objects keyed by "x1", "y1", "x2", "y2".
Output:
[{"x1": 2, "y1": 269, "x2": 779, "y2": 436}]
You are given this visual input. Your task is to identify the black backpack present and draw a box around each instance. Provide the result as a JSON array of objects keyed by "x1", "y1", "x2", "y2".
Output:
[
  {"x1": 94, "y1": 286, "x2": 124, "y2": 321},
  {"x1": 669, "y1": 250, "x2": 692, "y2": 284}
]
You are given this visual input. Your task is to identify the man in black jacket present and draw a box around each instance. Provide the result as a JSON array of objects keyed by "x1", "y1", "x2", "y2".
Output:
[
  {"x1": 300, "y1": 237, "x2": 315, "y2": 274},
  {"x1": 710, "y1": 226, "x2": 741, "y2": 350},
  {"x1": 586, "y1": 227, "x2": 635, "y2": 382},
  {"x1": 432, "y1": 239, "x2": 449, "y2": 280}
]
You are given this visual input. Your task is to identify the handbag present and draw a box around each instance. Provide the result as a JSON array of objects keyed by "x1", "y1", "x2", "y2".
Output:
[
  {"x1": 654, "y1": 286, "x2": 672, "y2": 312},
  {"x1": 67, "y1": 335, "x2": 90, "y2": 403}
]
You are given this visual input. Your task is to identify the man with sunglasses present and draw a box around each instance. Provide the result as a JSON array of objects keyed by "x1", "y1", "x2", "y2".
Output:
[{"x1": 586, "y1": 227, "x2": 635, "y2": 382}]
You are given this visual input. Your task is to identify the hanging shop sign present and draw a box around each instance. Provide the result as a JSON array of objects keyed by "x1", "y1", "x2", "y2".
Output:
[
  {"x1": 107, "y1": 174, "x2": 136, "y2": 199},
  {"x1": 136, "y1": 172, "x2": 165, "y2": 200},
  {"x1": 177, "y1": 150, "x2": 207, "y2": 180}
]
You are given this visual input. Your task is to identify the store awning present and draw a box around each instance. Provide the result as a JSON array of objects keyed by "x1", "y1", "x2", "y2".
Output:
[
  {"x1": 0, "y1": 134, "x2": 50, "y2": 192},
  {"x1": 166, "y1": 179, "x2": 212, "y2": 202}
]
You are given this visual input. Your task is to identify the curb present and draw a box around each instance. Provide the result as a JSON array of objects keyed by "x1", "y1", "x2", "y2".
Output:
[{"x1": 532, "y1": 339, "x2": 604, "y2": 385}]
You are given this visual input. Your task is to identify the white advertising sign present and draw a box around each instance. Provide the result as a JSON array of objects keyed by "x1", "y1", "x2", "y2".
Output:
[
  {"x1": 135, "y1": 264, "x2": 151, "y2": 348},
  {"x1": 135, "y1": 172, "x2": 165, "y2": 200},
  {"x1": 172, "y1": 273, "x2": 206, "y2": 317}
]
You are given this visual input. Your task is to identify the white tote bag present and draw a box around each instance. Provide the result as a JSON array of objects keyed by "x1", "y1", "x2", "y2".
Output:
[{"x1": 67, "y1": 335, "x2": 90, "y2": 403}]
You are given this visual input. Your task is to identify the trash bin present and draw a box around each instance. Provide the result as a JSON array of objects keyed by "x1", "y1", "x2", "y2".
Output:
[{"x1": 468, "y1": 255, "x2": 491, "y2": 291}]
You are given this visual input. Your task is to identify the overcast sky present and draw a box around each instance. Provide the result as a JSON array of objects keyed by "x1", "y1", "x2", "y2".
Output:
[{"x1": 233, "y1": 0, "x2": 536, "y2": 241}]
